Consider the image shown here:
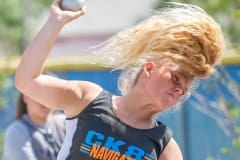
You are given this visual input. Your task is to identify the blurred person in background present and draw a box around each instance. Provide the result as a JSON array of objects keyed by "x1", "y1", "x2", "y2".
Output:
[{"x1": 2, "y1": 92, "x2": 65, "y2": 160}]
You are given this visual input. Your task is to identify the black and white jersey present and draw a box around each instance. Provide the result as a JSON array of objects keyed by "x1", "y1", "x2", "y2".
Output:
[{"x1": 57, "y1": 90, "x2": 172, "y2": 160}]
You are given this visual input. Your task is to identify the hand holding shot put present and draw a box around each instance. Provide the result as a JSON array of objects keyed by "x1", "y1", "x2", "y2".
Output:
[
  {"x1": 50, "y1": 0, "x2": 86, "y2": 25},
  {"x1": 61, "y1": 0, "x2": 85, "y2": 12}
]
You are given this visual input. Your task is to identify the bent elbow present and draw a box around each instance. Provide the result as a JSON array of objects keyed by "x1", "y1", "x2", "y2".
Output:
[
  {"x1": 14, "y1": 73, "x2": 24, "y2": 92},
  {"x1": 14, "y1": 71, "x2": 30, "y2": 93}
]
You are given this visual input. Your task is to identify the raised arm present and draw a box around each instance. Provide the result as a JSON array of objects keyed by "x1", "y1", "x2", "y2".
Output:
[
  {"x1": 14, "y1": 0, "x2": 101, "y2": 117},
  {"x1": 16, "y1": 0, "x2": 85, "y2": 83}
]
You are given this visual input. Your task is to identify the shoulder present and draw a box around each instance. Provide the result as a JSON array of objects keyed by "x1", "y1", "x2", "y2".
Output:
[
  {"x1": 65, "y1": 81, "x2": 104, "y2": 117},
  {"x1": 5, "y1": 120, "x2": 29, "y2": 138},
  {"x1": 3, "y1": 120, "x2": 38, "y2": 160},
  {"x1": 78, "y1": 81, "x2": 103, "y2": 96},
  {"x1": 4, "y1": 120, "x2": 31, "y2": 149},
  {"x1": 155, "y1": 121, "x2": 173, "y2": 145},
  {"x1": 158, "y1": 138, "x2": 183, "y2": 160}
]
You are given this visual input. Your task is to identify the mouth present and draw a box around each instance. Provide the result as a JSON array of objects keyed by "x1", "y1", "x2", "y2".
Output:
[{"x1": 167, "y1": 92, "x2": 176, "y2": 99}]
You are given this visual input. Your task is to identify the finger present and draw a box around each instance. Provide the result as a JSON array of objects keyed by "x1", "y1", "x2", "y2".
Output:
[
  {"x1": 52, "y1": 0, "x2": 61, "y2": 8},
  {"x1": 54, "y1": 0, "x2": 61, "y2": 6},
  {"x1": 72, "y1": 6, "x2": 87, "y2": 18},
  {"x1": 81, "y1": 5, "x2": 87, "y2": 13}
]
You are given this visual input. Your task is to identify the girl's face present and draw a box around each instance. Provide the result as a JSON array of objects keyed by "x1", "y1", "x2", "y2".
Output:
[
  {"x1": 23, "y1": 95, "x2": 51, "y2": 124},
  {"x1": 142, "y1": 61, "x2": 190, "y2": 111}
]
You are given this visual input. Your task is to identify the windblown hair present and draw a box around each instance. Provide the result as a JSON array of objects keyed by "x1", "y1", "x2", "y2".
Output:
[{"x1": 93, "y1": 2, "x2": 224, "y2": 95}]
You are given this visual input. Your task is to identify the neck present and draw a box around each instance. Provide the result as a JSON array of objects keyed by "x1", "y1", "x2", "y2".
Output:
[{"x1": 112, "y1": 92, "x2": 158, "y2": 129}]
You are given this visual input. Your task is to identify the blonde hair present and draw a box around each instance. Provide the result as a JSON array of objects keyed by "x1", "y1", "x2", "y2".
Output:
[{"x1": 92, "y1": 2, "x2": 224, "y2": 95}]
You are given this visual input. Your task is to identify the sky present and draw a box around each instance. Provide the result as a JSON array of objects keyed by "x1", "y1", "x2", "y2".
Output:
[{"x1": 59, "y1": 0, "x2": 156, "y2": 37}]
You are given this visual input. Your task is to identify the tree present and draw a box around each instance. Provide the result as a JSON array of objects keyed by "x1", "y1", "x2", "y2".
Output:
[
  {"x1": 0, "y1": 0, "x2": 51, "y2": 55},
  {"x1": 0, "y1": 0, "x2": 52, "y2": 105}
]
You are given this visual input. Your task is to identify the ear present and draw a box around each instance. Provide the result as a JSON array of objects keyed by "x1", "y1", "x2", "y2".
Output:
[{"x1": 143, "y1": 61, "x2": 155, "y2": 77}]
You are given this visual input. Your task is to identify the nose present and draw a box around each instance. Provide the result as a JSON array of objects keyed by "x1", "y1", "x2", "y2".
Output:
[{"x1": 174, "y1": 86, "x2": 185, "y2": 96}]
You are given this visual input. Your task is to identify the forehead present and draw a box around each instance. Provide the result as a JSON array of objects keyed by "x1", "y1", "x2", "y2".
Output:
[{"x1": 159, "y1": 62, "x2": 180, "y2": 71}]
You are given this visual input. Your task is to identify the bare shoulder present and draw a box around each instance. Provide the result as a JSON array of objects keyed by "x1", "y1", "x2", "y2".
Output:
[
  {"x1": 76, "y1": 81, "x2": 103, "y2": 99},
  {"x1": 64, "y1": 81, "x2": 103, "y2": 117},
  {"x1": 158, "y1": 138, "x2": 183, "y2": 160}
]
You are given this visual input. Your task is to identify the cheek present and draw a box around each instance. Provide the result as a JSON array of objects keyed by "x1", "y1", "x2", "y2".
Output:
[
  {"x1": 29, "y1": 104, "x2": 50, "y2": 114},
  {"x1": 158, "y1": 95, "x2": 179, "y2": 110},
  {"x1": 145, "y1": 83, "x2": 168, "y2": 104},
  {"x1": 154, "y1": 76, "x2": 173, "y2": 93},
  {"x1": 38, "y1": 105, "x2": 51, "y2": 113},
  {"x1": 144, "y1": 72, "x2": 173, "y2": 99},
  {"x1": 153, "y1": 82, "x2": 179, "y2": 106}
]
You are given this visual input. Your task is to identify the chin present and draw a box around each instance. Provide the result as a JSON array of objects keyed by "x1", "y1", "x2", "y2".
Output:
[{"x1": 39, "y1": 109, "x2": 51, "y2": 115}]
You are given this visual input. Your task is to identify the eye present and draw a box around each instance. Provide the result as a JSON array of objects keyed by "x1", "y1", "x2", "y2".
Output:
[
  {"x1": 171, "y1": 72, "x2": 187, "y2": 95},
  {"x1": 171, "y1": 72, "x2": 179, "y2": 85}
]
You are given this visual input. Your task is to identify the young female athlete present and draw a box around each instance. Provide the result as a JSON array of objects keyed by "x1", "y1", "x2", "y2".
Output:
[{"x1": 14, "y1": 0, "x2": 224, "y2": 159}]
